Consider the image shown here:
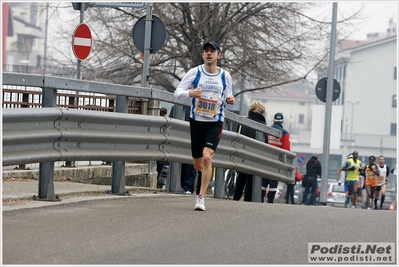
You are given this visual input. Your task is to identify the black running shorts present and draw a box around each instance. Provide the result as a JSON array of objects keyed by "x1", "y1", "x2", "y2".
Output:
[{"x1": 189, "y1": 118, "x2": 223, "y2": 158}]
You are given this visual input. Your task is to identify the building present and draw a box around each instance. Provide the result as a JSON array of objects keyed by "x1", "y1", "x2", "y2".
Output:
[
  {"x1": 3, "y1": 2, "x2": 46, "y2": 66},
  {"x1": 246, "y1": 20, "x2": 397, "y2": 181}
]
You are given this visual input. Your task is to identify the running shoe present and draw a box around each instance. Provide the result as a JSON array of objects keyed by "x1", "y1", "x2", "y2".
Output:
[
  {"x1": 194, "y1": 195, "x2": 206, "y2": 211},
  {"x1": 344, "y1": 197, "x2": 350, "y2": 208}
]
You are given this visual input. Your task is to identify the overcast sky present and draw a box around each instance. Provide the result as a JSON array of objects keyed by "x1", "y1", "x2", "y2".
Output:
[{"x1": 331, "y1": 1, "x2": 398, "y2": 40}]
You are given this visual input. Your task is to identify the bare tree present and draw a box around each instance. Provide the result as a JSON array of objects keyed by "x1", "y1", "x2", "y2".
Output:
[{"x1": 46, "y1": 2, "x2": 364, "y2": 92}]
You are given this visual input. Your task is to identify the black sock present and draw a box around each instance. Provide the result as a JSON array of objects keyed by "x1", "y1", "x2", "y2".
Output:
[
  {"x1": 381, "y1": 195, "x2": 385, "y2": 207},
  {"x1": 374, "y1": 198, "x2": 378, "y2": 209}
]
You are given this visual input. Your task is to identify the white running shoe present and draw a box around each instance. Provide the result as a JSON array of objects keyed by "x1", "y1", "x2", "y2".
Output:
[{"x1": 194, "y1": 195, "x2": 206, "y2": 211}]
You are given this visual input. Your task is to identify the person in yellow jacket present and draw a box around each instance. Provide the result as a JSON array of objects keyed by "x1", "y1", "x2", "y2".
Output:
[
  {"x1": 342, "y1": 151, "x2": 362, "y2": 209},
  {"x1": 363, "y1": 155, "x2": 380, "y2": 210}
]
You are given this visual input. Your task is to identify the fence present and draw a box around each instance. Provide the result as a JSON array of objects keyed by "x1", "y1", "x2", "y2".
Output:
[{"x1": 2, "y1": 72, "x2": 296, "y2": 201}]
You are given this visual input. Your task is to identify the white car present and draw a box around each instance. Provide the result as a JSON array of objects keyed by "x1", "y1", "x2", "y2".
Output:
[{"x1": 326, "y1": 182, "x2": 346, "y2": 208}]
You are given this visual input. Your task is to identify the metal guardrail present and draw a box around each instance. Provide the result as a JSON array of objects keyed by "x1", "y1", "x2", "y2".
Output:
[
  {"x1": 2, "y1": 107, "x2": 296, "y2": 184},
  {"x1": 2, "y1": 72, "x2": 295, "y2": 201}
]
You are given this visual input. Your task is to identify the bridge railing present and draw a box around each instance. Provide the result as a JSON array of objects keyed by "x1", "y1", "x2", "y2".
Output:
[{"x1": 2, "y1": 72, "x2": 296, "y2": 201}]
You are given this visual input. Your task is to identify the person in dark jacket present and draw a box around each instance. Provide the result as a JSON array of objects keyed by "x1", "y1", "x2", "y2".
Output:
[
  {"x1": 233, "y1": 101, "x2": 268, "y2": 201},
  {"x1": 301, "y1": 153, "x2": 322, "y2": 205}
]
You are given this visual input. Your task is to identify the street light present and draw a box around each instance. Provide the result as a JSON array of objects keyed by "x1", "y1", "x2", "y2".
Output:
[{"x1": 345, "y1": 99, "x2": 362, "y2": 141}]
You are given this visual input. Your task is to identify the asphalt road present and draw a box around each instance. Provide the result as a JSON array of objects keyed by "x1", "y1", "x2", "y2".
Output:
[{"x1": 2, "y1": 194, "x2": 397, "y2": 265}]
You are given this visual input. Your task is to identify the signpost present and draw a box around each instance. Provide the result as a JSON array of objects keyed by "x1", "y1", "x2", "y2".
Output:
[
  {"x1": 72, "y1": 23, "x2": 92, "y2": 61},
  {"x1": 297, "y1": 154, "x2": 307, "y2": 166}
]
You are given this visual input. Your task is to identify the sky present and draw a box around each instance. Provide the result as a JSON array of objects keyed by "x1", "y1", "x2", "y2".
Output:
[{"x1": 330, "y1": 1, "x2": 398, "y2": 40}]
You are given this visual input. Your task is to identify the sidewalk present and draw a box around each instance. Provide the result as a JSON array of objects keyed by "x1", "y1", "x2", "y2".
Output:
[{"x1": 2, "y1": 178, "x2": 168, "y2": 211}]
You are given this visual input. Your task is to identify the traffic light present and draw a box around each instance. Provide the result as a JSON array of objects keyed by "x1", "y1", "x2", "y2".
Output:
[{"x1": 71, "y1": 2, "x2": 90, "y2": 11}]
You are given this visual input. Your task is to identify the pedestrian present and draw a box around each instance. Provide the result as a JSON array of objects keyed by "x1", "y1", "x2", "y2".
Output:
[
  {"x1": 286, "y1": 169, "x2": 302, "y2": 204},
  {"x1": 375, "y1": 155, "x2": 389, "y2": 209},
  {"x1": 363, "y1": 155, "x2": 379, "y2": 210},
  {"x1": 263, "y1": 113, "x2": 291, "y2": 203},
  {"x1": 169, "y1": 105, "x2": 197, "y2": 195},
  {"x1": 301, "y1": 153, "x2": 322, "y2": 205},
  {"x1": 174, "y1": 41, "x2": 235, "y2": 211},
  {"x1": 160, "y1": 107, "x2": 168, "y2": 117},
  {"x1": 232, "y1": 101, "x2": 268, "y2": 202}
]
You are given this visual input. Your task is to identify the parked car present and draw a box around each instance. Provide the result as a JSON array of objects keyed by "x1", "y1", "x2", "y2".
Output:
[{"x1": 326, "y1": 182, "x2": 346, "y2": 208}]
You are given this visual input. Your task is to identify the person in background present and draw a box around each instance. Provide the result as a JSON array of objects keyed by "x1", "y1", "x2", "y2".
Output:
[
  {"x1": 169, "y1": 105, "x2": 197, "y2": 195},
  {"x1": 233, "y1": 101, "x2": 268, "y2": 202},
  {"x1": 286, "y1": 169, "x2": 302, "y2": 204},
  {"x1": 363, "y1": 155, "x2": 379, "y2": 210},
  {"x1": 174, "y1": 41, "x2": 235, "y2": 211},
  {"x1": 264, "y1": 113, "x2": 291, "y2": 203},
  {"x1": 375, "y1": 155, "x2": 390, "y2": 209},
  {"x1": 301, "y1": 153, "x2": 322, "y2": 205},
  {"x1": 342, "y1": 150, "x2": 362, "y2": 209},
  {"x1": 160, "y1": 107, "x2": 168, "y2": 117}
]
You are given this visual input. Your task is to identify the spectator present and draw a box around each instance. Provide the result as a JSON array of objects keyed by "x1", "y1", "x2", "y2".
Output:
[
  {"x1": 160, "y1": 107, "x2": 168, "y2": 117},
  {"x1": 170, "y1": 105, "x2": 197, "y2": 195},
  {"x1": 264, "y1": 113, "x2": 291, "y2": 203},
  {"x1": 233, "y1": 101, "x2": 268, "y2": 201},
  {"x1": 286, "y1": 169, "x2": 302, "y2": 204},
  {"x1": 301, "y1": 153, "x2": 322, "y2": 205}
]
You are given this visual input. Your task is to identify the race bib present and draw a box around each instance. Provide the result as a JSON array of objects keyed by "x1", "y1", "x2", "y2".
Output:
[
  {"x1": 378, "y1": 176, "x2": 385, "y2": 183},
  {"x1": 195, "y1": 93, "x2": 218, "y2": 118}
]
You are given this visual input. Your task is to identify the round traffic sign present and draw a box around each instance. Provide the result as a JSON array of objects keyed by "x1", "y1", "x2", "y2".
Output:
[
  {"x1": 72, "y1": 23, "x2": 92, "y2": 61},
  {"x1": 132, "y1": 15, "x2": 166, "y2": 54},
  {"x1": 296, "y1": 154, "x2": 307, "y2": 166},
  {"x1": 315, "y1": 77, "x2": 341, "y2": 102}
]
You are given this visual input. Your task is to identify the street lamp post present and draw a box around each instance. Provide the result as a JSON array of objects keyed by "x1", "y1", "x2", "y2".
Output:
[{"x1": 345, "y1": 99, "x2": 362, "y2": 142}]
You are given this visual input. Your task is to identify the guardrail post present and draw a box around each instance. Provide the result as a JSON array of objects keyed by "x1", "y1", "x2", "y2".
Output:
[
  {"x1": 213, "y1": 167, "x2": 225, "y2": 199},
  {"x1": 147, "y1": 99, "x2": 161, "y2": 189},
  {"x1": 111, "y1": 95, "x2": 128, "y2": 194},
  {"x1": 251, "y1": 131, "x2": 265, "y2": 202},
  {"x1": 37, "y1": 84, "x2": 58, "y2": 200},
  {"x1": 169, "y1": 104, "x2": 184, "y2": 193}
]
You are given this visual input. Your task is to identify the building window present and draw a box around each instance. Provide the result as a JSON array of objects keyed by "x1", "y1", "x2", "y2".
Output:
[
  {"x1": 393, "y1": 95, "x2": 397, "y2": 108},
  {"x1": 299, "y1": 114, "x2": 304, "y2": 124},
  {"x1": 391, "y1": 123, "x2": 397, "y2": 136},
  {"x1": 394, "y1": 67, "x2": 397, "y2": 80},
  {"x1": 299, "y1": 101, "x2": 305, "y2": 105}
]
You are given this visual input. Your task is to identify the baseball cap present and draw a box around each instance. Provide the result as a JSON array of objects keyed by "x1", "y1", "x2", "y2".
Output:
[
  {"x1": 273, "y1": 112, "x2": 284, "y2": 121},
  {"x1": 348, "y1": 154, "x2": 353, "y2": 158},
  {"x1": 203, "y1": 41, "x2": 221, "y2": 52}
]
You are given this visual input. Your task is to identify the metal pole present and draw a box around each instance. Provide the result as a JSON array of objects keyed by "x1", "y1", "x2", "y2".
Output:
[
  {"x1": 320, "y1": 2, "x2": 338, "y2": 206},
  {"x1": 213, "y1": 168, "x2": 225, "y2": 199},
  {"x1": 169, "y1": 105, "x2": 184, "y2": 193},
  {"x1": 76, "y1": 3, "x2": 84, "y2": 80},
  {"x1": 43, "y1": 3, "x2": 49, "y2": 75},
  {"x1": 251, "y1": 131, "x2": 265, "y2": 202},
  {"x1": 140, "y1": 2, "x2": 152, "y2": 115}
]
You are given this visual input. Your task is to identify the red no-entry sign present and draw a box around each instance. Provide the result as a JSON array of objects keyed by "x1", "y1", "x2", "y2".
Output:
[{"x1": 72, "y1": 23, "x2": 92, "y2": 61}]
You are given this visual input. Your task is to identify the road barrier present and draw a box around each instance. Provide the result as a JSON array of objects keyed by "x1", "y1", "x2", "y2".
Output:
[{"x1": 2, "y1": 73, "x2": 296, "y2": 201}]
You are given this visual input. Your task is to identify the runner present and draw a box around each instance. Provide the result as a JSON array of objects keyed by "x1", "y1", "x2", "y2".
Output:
[
  {"x1": 363, "y1": 156, "x2": 380, "y2": 210},
  {"x1": 337, "y1": 154, "x2": 352, "y2": 208},
  {"x1": 342, "y1": 151, "x2": 362, "y2": 209},
  {"x1": 376, "y1": 155, "x2": 390, "y2": 209}
]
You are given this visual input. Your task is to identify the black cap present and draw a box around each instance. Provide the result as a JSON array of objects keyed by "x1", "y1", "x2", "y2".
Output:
[
  {"x1": 203, "y1": 41, "x2": 221, "y2": 52},
  {"x1": 274, "y1": 112, "x2": 284, "y2": 121}
]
